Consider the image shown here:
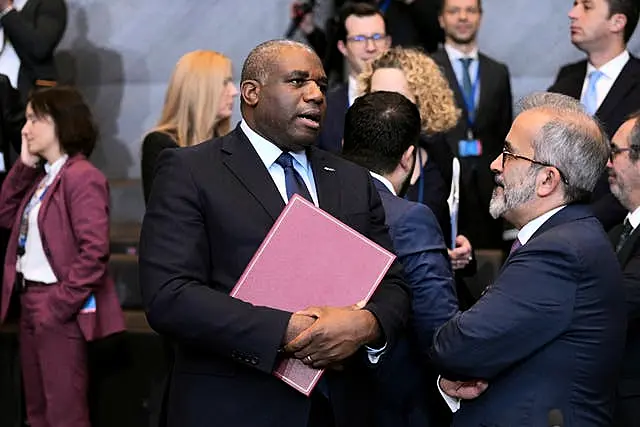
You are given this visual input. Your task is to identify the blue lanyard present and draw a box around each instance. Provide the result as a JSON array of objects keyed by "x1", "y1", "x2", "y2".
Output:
[
  {"x1": 18, "y1": 181, "x2": 50, "y2": 251},
  {"x1": 462, "y1": 66, "x2": 481, "y2": 128},
  {"x1": 379, "y1": 0, "x2": 392, "y2": 13}
]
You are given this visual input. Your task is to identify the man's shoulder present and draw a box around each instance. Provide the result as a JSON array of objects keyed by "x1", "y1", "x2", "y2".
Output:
[
  {"x1": 556, "y1": 59, "x2": 588, "y2": 77},
  {"x1": 478, "y1": 52, "x2": 510, "y2": 74}
]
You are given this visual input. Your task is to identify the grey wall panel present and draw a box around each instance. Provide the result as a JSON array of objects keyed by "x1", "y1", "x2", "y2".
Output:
[{"x1": 57, "y1": 0, "x2": 640, "y2": 222}]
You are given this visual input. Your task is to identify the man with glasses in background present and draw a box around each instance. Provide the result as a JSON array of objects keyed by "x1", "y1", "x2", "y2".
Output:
[
  {"x1": 606, "y1": 113, "x2": 640, "y2": 427},
  {"x1": 317, "y1": 2, "x2": 390, "y2": 153},
  {"x1": 430, "y1": 92, "x2": 626, "y2": 427}
]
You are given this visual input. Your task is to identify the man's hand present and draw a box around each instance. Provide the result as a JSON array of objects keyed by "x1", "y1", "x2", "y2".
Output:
[
  {"x1": 439, "y1": 377, "x2": 488, "y2": 400},
  {"x1": 282, "y1": 313, "x2": 316, "y2": 345},
  {"x1": 448, "y1": 234, "x2": 473, "y2": 270},
  {"x1": 0, "y1": 0, "x2": 12, "y2": 11},
  {"x1": 283, "y1": 305, "x2": 380, "y2": 368}
]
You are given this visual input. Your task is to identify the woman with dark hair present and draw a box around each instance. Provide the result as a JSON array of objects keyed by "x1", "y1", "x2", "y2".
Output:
[{"x1": 0, "y1": 86, "x2": 125, "y2": 427}]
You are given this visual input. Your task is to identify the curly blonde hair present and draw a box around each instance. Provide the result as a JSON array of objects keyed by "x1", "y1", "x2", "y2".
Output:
[{"x1": 358, "y1": 47, "x2": 460, "y2": 134}]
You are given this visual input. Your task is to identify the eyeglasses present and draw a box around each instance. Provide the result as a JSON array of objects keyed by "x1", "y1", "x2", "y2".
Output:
[
  {"x1": 610, "y1": 143, "x2": 632, "y2": 162},
  {"x1": 346, "y1": 33, "x2": 390, "y2": 46},
  {"x1": 501, "y1": 147, "x2": 569, "y2": 186}
]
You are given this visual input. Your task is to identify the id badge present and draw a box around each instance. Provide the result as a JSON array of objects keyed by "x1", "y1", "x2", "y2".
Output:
[{"x1": 458, "y1": 139, "x2": 483, "y2": 157}]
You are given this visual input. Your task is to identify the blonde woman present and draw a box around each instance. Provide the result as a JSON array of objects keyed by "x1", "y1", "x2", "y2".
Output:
[
  {"x1": 359, "y1": 47, "x2": 460, "y2": 248},
  {"x1": 141, "y1": 50, "x2": 238, "y2": 203}
]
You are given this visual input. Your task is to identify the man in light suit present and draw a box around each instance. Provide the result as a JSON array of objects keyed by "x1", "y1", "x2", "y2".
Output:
[
  {"x1": 606, "y1": 113, "x2": 640, "y2": 426},
  {"x1": 430, "y1": 92, "x2": 626, "y2": 427},
  {"x1": 342, "y1": 91, "x2": 458, "y2": 427},
  {"x1": 138, "y1": 40, "x2": 409, "y2": 427},
  {"x1": 431, "y1": 0, "x2": 512, "y2": 250},
  {"x1": 549, "y1": 0, "x2": 640, "y2": 230}
]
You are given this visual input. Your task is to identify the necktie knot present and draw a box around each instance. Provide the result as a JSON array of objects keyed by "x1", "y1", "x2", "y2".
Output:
[
  {"x1": 460, "y1": 57, "x2": 473, "y2": 69},
  {"x1": 275, "y1": 152, "x2": 295, "y2": 170},
  {"x1": 588, "y1": 69, "x2": 604, "y2": 84},
  {"x1": 510, "y1": 238, "x2": 522, "y2": 255},
  {"x1": 582, "y1": 69, "x2": 604, "y2": 115}
]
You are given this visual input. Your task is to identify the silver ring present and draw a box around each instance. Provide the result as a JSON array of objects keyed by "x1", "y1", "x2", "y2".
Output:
[
  {"x1": 304, "y1": 355, "x2": 313, "y2": 363},
  {"x1": 468, "y1": 255, "x2": 473, "y2": 261}
]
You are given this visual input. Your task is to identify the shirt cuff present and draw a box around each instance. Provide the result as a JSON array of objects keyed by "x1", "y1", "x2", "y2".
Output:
[
  {"x1": 365, "y1": 342, "x2": 387, "y2": 364},
  {"x1": 437, "y1": 375, "x2": 461, "y2": 412}
]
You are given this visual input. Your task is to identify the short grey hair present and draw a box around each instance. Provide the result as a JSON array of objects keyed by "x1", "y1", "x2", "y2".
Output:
[
  {"x1": 627, "y1": 112, "x2": 640, "y2": 161},
  {"x1": 240, "y1": 39, "x2": 317, "y2": 85},
  {"x1": 517, "y1": 92, "x2": 610, "y2": 203}
]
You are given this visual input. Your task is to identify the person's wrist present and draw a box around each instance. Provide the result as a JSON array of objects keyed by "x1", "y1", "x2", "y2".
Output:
[{"x1": 357, "y1": 309, "x2": 380, "y2": 345}]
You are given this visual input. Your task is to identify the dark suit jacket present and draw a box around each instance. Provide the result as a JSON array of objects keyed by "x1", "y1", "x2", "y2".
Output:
[
  {"x1": 139, "y1": 125, "x2": 410, "y2": 427},
  {"x1": 610, "y1": 222, "x2": 640, "y2": 425},
  {"x1": 431, "y1": 49, "x2": 512, "y2": 249},
  {"x1": 384, "y1": 0, "x2": 443, "y2": 54},
  {"x1": 548, "y1": 55, "x2": 640, "y2": 231},
  {"x1": 1, "y1": 0, "x2": 67, "y2": 101},
  {"x1": 372, "y1": 177, "x2": 457, "y2": 427},
  {"x1": 431, "y1": 204, "x2": 626, "y2": 427},
  {"x1": 140, "y1": 130, "x2": 179, "y2": 204},
  {"x1": 0, "y1": 155, "x2": 125, "y2": 341},
  {"x1": 0, "y1": 74, "x2": 23, "y2": 179},
  {"x1": 316, "y1": 83, "x2": 347, "y2": 153}
]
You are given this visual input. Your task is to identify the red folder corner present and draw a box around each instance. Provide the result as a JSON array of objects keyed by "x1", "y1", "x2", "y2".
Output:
[{"x1": 230, "y1": 194, "x2": 396, "y2": 395}]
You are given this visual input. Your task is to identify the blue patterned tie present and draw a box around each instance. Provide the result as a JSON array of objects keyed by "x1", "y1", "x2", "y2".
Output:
[
  {"x1": 460, "y1": 57, "x2": 475, "y2": 119},
  {"x1": 582, "y1": 70, "x2": 603, "y2": 116},
  {"x1": 275, "y1": 152, "x2": 312, "y2": 202}
]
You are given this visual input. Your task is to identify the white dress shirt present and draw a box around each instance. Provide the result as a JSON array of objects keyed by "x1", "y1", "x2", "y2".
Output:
[
  {"x1": 0, "y1": 0, "x2": 28, "y2": 89},
  {"x1": 438, "y1": 205, "x2": 566, "y2": 412},
  {"x1": 347, "y1": 75, "x2": 359, "y2": 108},
  {"x1": 444, "y1": 43, "x2": 480, "y2": 108},
  {"x1": 17, "y1": 155, "x2": 68, "y2": 282},
  {"x1": 625, "y1": 205, "x2": 640, "y2": 231},
  {"x1": 369, "y1": 171, "x2": 396, "y2": 196},
  {"x1": 580, "y1": 50, "x2": 630, "y2": 113}
]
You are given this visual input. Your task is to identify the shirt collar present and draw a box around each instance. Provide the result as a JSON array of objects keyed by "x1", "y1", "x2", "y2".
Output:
[
  {"x1": 348, "y1": 75, "x2": 359, "y2": 107},
  {"x1": 517, "y1": 205, "x2": 566, "y2": 245},
  {"x1": 44, "y1": 154, "x2": 69, "y2": 178},
  {"x1": 626, "y1": 205, "x2": 640, "y2": 230},
  {"x1": 586, "y1": 50, "x2": 629, "y2": 80},
  {"x1": 239, "y1": 120, "x2": 310, "y2": 172},
  {"x1": 369, "y1": 171, "x2": 396, "y2": 196},
  {"x1": 444, "y1": 43, "x2": 479, "y2": 62}
]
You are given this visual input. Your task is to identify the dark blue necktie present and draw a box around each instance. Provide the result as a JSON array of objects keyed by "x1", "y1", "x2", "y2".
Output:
[
  {"x1": 275, "y1": 152, "x2": 312, "y2": 203},
  {"x1": 617, "y1": 219, "x2": 633, "y2": 253}
]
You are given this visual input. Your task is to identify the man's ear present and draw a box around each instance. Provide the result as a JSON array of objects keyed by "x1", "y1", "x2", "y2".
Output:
[
  {"x1": 610, "y1": 13, "x2": 627, "y2": 36},
  {"x1": 241, "y1": 80, "x2": 260, "y2": 107},
  {"x1": 337, "y1": 40, "x2": 348, "y2": 57},
  {"x1": 536, "y1": 167, "x2": 562, "y2": 198},
  {"x1": 400, "y1": 145, "x2": 416, "y2": 172}
]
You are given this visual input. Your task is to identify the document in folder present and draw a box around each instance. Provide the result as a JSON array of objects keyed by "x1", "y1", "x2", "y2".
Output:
[{"x1": 230, "y1": 194, "x2": 396, "y2": 395}]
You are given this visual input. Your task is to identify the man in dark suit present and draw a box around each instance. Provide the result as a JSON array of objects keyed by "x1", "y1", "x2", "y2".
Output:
[
  {"x1": 606, "y1": 113, "x2": 640, "y2": 427},
  {"x1": 430, "y1": 92, "x2": 626, "y2": 427},
  {"x1": 342, "y1": 91, "x2": 458, "y2": 427},
  {"x1": 0, "y1": 0, "x2": 67, "y2": 101},
  {"x1": 317, "y1": 2, "x2": 390, "y2": 153},
  {"x1": 548, "y1": 0, "x2": 640, "y2": 231},
  {"x1": 138, "y1": 40, "x2": 409, "y2": 427},
  {"x1": 431, "y1": 0, "x2": 512, "y2": 250}
]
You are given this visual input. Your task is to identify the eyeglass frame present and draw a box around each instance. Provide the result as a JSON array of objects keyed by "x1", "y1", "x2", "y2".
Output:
[
  {"x1": 345, "y1": 33, "x2": 390, "y2": 45},
  {"x1": 501, "y1": 146, "x2": 570, "y2": 186},
  {"x1": 609, "y1": 143, "x2": 633, "y2": 162}
]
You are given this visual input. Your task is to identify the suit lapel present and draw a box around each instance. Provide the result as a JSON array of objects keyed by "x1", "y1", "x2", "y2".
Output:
[
  {"x1": 222, "y1": 127, "x2": 285, "y2": 221},
  {"x1": 434, "y1": 50, "x2": 468, "y2": 118},
  {"x1": 563, "y1": 63, "x2": 587, "y2": 100},
  {"x1": 307, "y1": 147, "x2": 341, "y2": 217},
  {"x1": 597, "y1": 57, "x2": 640, "y2": 122},
  {"x1": 617, "y1": 225, "x2": 640, "y2": 265}
]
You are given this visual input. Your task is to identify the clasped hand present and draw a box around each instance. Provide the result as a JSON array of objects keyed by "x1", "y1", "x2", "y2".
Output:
[
  {"x1": 439, "y1": 377, "x2": 489, "y2": 400},
  {"x1": 283, "y1": 301, "x2": 378, "y2": 369}
]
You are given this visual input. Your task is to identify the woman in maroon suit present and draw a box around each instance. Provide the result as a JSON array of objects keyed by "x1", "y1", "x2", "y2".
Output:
[{"x1": 0, "y1": 86, "x2": 125, "y2": 427}]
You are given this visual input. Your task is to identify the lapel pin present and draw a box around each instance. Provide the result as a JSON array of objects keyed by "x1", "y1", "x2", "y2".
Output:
[{"x1": 323, "y1": 166, "x2": 335, "y2": 172}]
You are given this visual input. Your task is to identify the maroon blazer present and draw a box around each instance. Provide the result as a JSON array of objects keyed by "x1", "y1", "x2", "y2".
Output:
[{"x1": 0, "y1": 155, "x2": 125, "y2": 341}]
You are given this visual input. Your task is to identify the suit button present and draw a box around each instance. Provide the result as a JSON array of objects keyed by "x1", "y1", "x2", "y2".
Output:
[{"x1": 251, "y1": 357, "x2": 259, "y2": 365}]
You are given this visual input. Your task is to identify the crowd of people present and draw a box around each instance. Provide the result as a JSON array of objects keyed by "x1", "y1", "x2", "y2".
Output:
[{"x1": 0, "y1": 0, "x2": 640, "y2": 427}]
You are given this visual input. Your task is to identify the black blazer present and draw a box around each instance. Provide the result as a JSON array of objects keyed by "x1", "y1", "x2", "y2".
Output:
[
  {"x1": 140, "y1": 130, "x2": 179, "y2": 205},
  {"x1": 1, "y1": 0, "x2": 67, "y2": 101},
  {"x1": 431, "y1": 48, "x2": 512, "y2": 249},
  {"x1": 139, "y1": 125, "x2": 410, "y2": 427},
  {"x1": 610, "y1": 222, "x2": 640, "y2": 418},
  {"x1": 316, "y1": 83, "x2": 348, "y2": 153},
  {"x1": 548, "y1": 55, "x2": 640, "y2": 231}
]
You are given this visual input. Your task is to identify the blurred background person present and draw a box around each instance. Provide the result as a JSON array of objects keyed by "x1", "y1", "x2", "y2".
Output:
[
  {"x1": 317, "y1": 1, "x2": 390, "y2": 152},
  {"x1": 433, "y1": 0, "x2": 513, "y2": 252},
  {"x1": 140, "y1": 50, "x2": 238, "y2": 204},
  {"x1": 0, "y1": 86, "x2": 124, "y2": 427},
  {"x1": 0, "y1": 0, "x2": 68, "y2": 102},
  {"x1": 549, "y1": 0, "x2": 640, "y2": 231}
]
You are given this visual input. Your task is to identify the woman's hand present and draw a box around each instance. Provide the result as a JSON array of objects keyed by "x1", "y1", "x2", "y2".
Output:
[{"x1": 20, "y1": 134, "x2": 39, "y2": 168}]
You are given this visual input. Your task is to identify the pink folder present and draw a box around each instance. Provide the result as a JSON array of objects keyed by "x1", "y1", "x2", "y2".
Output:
[{"x1": 230, "y1": 194, "x2": 396, "y2": 395}]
